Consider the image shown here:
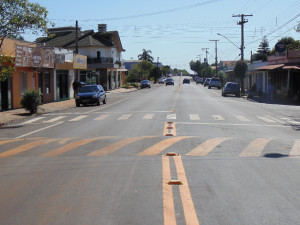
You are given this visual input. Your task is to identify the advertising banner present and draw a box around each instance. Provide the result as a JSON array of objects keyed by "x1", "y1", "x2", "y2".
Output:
[
  {"x1": 15, "y1": 44, "x2": 55, "y2": 68},
  {"x1": 73, "y1": 54, "x2": 87, "y2": 69}
]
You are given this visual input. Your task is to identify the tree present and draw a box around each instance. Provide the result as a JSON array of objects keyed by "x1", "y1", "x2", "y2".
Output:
[
  {"x1": 150, "y1": 67, "x2": 161, "y2": 83},
  {"x1": 161, "y1": 65, "x2": 171, "y2": 76},
  {"x1": 234, "y1": 60, "x2": 248, "y2": 92},
  {"x1": 126, "y1": 60, "x2": 154, "y2": 82},
  {"x1": 138, "y1": 49, "x2": 154, "y2": 62},
  {"x1": 252, "y1": 36, "x2": 270, "y2": 62},
  {"x1": 269, "y1": 37, "x2": 300, "y2": 55},
  {"x1": 189, "y1": 60, "x2": 202, "y2": 75},
  {"x1": 0, "y1": 0, "x2": 51, "y2": 80}
]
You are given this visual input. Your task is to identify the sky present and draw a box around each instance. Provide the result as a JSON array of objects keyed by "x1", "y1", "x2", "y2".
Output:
[{"x1": 24, "y1": 0, "x2": 300, "y2": 72}]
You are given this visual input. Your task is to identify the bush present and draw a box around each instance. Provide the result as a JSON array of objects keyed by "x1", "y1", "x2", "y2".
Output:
[{"x1": 20, "y1": 89, "x2": 42, "y2": 114}]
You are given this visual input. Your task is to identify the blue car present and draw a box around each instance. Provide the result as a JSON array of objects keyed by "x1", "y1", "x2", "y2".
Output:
[{"x1": 76, "y1": 85, "x2": 106, "y2": 107}]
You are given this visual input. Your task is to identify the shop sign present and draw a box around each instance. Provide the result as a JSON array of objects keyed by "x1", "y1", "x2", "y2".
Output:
[
  {"x1": 15, "y1": 44, "x2": 55, "y2": 68},
  {"x1": 73, "y1": 54, "x2": 87, "y2": 69}
]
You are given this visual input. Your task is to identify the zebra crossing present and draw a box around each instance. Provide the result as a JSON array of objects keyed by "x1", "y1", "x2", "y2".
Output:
[
  {"x1": 0, "y1": 136, "x2": 299, "y2": 158},
  {"x1": 19, "y1": 112, "x2": 295, "y2": 125}
]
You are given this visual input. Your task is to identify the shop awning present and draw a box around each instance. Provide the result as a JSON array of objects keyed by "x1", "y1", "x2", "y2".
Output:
[
  {"x1": 282, "y1": 65, "x2": 300, "y2": 70},
  {"x1": 255, "y1": 64, "x2": 284, "y2": 70}
]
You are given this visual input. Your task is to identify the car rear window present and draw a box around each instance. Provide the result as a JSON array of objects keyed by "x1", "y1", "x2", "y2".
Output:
[{"x1": 79, "y1": 86, "x2": 99, "y2": 93}]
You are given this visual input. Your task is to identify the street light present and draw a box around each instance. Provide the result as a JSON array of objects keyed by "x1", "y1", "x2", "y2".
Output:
[{"x1": 217, "y1": 33, "x2": 241, "y2": 52}]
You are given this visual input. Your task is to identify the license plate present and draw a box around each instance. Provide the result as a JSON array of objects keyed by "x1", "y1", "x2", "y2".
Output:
[{"x1": 82, "y1": 99, "x2": 89, "y2": 103}]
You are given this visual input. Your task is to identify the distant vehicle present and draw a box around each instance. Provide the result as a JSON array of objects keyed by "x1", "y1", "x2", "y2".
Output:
[
  {"x1": 76, "y1": 85, "x2": 106, "y2": 107},
  {"x1": 222, "y1": 82, "x2": 240, "y2": 97},
  {"x1": 183, "y1": 78, "x2": 190, "y2": 84},
  {"x1": 159, "y1": 78, "x2": 165, "y2": 84},
  {"x1": 140, "y1": 80, "x2": 151, "y2": 89},
  {"x1": 165, "y1": 78, "x2": 174, "y2": 86},
  {"x1": 195, "y1": 77, "x2": 203, "y2": 84},
  {"x1": 203, "y1": 78, "x2": 211, "y2": 87},
  {"x1": 208, "y1": 78, "x2": 221, "y2": 89}
]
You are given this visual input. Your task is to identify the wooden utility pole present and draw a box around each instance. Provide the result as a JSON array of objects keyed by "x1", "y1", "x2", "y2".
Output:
[
  {"x1": 202, "y1": 48, "x2": 209, "y2": 77},
  {"x1": 209, "y1": 40, "x2": 219, "y2": 77}
]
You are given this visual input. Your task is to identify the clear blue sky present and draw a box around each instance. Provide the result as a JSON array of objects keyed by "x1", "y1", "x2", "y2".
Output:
[{"x1": 25, "y1": 0, "x2": 300, "y2": 72}]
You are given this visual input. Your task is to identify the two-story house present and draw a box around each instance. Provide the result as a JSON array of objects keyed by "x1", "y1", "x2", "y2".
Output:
[{"x1": 36, "y1": 24, "x2": 126, "y2": 91}]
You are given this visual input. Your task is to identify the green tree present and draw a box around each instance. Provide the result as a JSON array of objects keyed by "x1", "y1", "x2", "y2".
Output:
[
  {"x1": 150, "y1": 67, "x2": 161, "y2": 83},
  {"x1": 270, "y1": 37, "x2": 300, "y2": 55},
  {"x1": 126, "y1": 60, "x2": 154, "y2": 82},
  {"x1": 161, "y1": 65, "x2": 171, "y2": 76},
  {"x1": 138, "y1": 49, "x2": 154, "y2": 62},
  {"x1": 189, "y1": 60, "x2": 202, "y2": 75},
  {"x1": 0, "y1": 0, "x2": 51, "y2": 80},
  {"x1": 252, "y1": 36, "x2": 271, "y2": 61},
  {"x1": 234, "y1": 60, "x2": 248, "y2": 92}
]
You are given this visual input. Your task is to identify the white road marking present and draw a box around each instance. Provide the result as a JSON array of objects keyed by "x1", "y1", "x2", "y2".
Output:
[
  {"x1": 21, "y1": 117, "x2": 45, "y2": 124},
  {"x1": 117, "y1": 114, "x2": 132, "y2": 120},
  {"x1": 94, "y1": 114, "x2": 109, "y2": 120},
  {"x1": 143, "y1": 114, "x2": 154, "y2": 120},
  {"x1": 289, "y1": 140, "x2": 300, "y2": 158},
  {"x1": 68, "y1": 115, "x2": 88, "y2": 122},
  {"x1": 235, "y1": 115, "x2": 250, "y2": 122},
  {"x1": 87, "y1": 99, "x2": 127, "y2": 113},
  {"x1": 212, "y1": 115, "x2": 224, "y2": 121},
  {"x1": 44, "y1": 116, "x2": 66, "y2": 123},
  {"x1": 189, "y1": 114, "x2": 200, "y2": 121},
  {"x1": 167, "y1": 114, "x2": 176, "y2": 120},
  {"x1": 257, "y1": 116, "x2": 276, "y2": 123},
  {"x1": 239, "y1": 138, "x2": 272, "y2": 157}
]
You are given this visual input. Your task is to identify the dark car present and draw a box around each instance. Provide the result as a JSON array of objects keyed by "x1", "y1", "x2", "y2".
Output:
[
  {"x1": 75, "y1": 84, "x2": 106, "y2": 107},
  {"x1": 208, "y1": 78, "x2": 222, "y2": 89},
  {"x1": 183, "y1": 78, "x2": 190, "y2": 84},
  {"x1": 222, "y1": 82, "x2": 240, "y2": 97},
  {"x1": 165, "y1": 78, "x2": 174, "y2": 86},
  {"x1": 140, "y1": 80, "x2": 151, "y2": 88},
  {"x1": 203, "y1": 78, "x2": 211, "y2": 87}
]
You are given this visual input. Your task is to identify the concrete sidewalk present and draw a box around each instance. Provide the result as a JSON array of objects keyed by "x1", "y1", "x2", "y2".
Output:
[{"x1": 0, "y1": 87, "x2": 137, "y2": 126}]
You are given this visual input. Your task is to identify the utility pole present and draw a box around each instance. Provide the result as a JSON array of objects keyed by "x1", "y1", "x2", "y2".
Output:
[
  {"x1": 209, "y1": 39, "x2": 219, "y2": 77},
  {"x1": 202, "y1": 48, "x2": 209, "y2": 77},
  {"x1": 75, "y1": 20, "x2": 79, "y2": 54}
]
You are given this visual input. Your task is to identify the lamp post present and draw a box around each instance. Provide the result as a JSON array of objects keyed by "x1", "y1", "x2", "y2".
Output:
[{"x1": 157, "y1": 57, "x2": 159, "y2": 68}]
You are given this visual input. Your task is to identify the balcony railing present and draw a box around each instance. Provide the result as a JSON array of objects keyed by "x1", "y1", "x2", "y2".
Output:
[{"x1": 87, "y1": 57, "x2": 114, "y2": 64}]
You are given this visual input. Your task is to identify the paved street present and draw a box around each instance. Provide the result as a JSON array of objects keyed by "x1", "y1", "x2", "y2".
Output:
[{"x1": 0, "y1": 76, "x2": 300, "y2": 225}]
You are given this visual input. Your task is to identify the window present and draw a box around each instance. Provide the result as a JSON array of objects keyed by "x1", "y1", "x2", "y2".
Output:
[
  {"x1": 45, "y1": 72, "x2": 51, "y2": 94},
  {"x1": 21, "y1": 72, "x2": 28, "y2": 96}
]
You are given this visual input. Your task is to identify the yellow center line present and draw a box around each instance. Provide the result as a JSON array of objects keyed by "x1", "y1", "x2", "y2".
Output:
[
  {"x1": 40, "y1": 137, "x2": 112, "y2": 157},
  {"x1": 0, "y1": 139, "x2": 58, "y2": 158},
  {"x1": 162, "y1": 155, "x2": 177, "y2": 225},
  {"x1": 138, "y1": 136, "x2": 193, "y2": 156},
  {"x1": 88, "y1": 136, "x2": 157, "y2": 156},
  {"x1": 173, "y1": 155, "x2": 200, "y2": 225},
  {"x1": 186, "y1": 137, "x2": 232, "y2": 156}
]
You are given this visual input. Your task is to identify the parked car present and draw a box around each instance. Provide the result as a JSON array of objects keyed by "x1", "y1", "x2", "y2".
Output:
[
  {"x1": 159, "y1": 78, "x2": 165, "y2": 84},
  {"x1": 208, "y1": 78, "x2": 221, "y2": 89},
  {"x1": 140, "y1": 80, "x2": 151, "y2": 88},
  {"x1": 203, "y1": 78, "x2": 211, "y2": 87},
  {"x1": 222, "y1": 82, "x2": 240, "y2": 97},
  {"x1": 165, "y1": 78, "x2": 174, "y2": 86},
  {"x1": 76, "y1": 85, "x2": 106, "y2": 107},
  {"x1": 195, "y1": 77, "x2": 203, "y2": 84},
  {"x1": 183, "y1": 78, "x2": 190, "y2": 84}
]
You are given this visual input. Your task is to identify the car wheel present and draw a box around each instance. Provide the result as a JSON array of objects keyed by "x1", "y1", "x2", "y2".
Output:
[
  {"x1": 76, "y1": 103, "x2": 80, "y2": 107},
  {"x1": 208, "y1": 86, "x2": 211, "y2": 89}
]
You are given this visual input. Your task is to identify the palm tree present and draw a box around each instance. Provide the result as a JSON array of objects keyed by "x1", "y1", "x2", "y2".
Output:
[{"x1": 138, "y1": 49, "x2": 154, "y2": 62}]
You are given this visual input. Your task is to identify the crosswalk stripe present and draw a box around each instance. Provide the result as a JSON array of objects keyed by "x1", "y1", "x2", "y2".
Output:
[
  {"x1": 235, "y1": 115, "x2": 250, "y2": 122},
  {"x1": 137, "y1": 136, "x2": 193, "y2": 156},
  {"x1": 257, "y1": 116, "x2": 276, "y2": 123},
  {"x1": 44, "y1": 116, "x2": 66, "y2": 123},
  {"x1": 94, "y1": 114, "x2": 109, "y2": 120},
  {"x1": 0, "y1": 139, "x2": 58, "y2": 158},
  {"x1": 166, "y1": 114, "x2": 176, "y2": 120},
  {"x1": 289, "y1": 140, "x2": 300, "y2": 157},
  {"x1": 189, "y1": 114, "x2": 200, "y2": 120},
  {"x1": 186, "y1": 137, "x2": 232, "y2": 156},
  {"x1": 143, "y1": 114, "x2": 154, "y2": 120},
  {"x1": 40, "y1": 137, "x2": 111, "y2": 157},
  {"x1": 212, "y1": 115, "x2": 224, "y2": 121},
  {"x1": 88, "y1": 136, "x2": 156, "y2": 156},
  {"x1": 118, "y1": 114, "x2": 132, "y2": 120},
  {"x1": 239, "y1": 138, "x2": 272, "y2": 157},
  {"x1": 68, "y1": 115, "x2": 88, "y2": 122},
  {"x1": 22, "y1": 117, "x2": 45, "y2": 124}
]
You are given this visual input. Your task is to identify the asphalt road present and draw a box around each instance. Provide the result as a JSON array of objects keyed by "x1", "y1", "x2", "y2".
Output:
[{"x1": 0, "y1": 76, "x2": 300, "y2": 225}]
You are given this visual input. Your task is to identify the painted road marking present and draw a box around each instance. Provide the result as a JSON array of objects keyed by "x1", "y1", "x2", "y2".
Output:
[
  {"x1": 40, "y1": 137, "x2": 111, "y2": 157},
  {"x1": 212, "y1": 115, "x2": 225, "y2": 121},
  {"x1": 142, "y1": 114, "x2": 154, "y2": 120},
  {"x1": 0, "y1": 139, "x2": 58, "y2": 158},
  {"x1": 166, "y1": 114, "x2": 176, "y2": 120},
  {"x1": 235, "y1": 115, "x2": 250, "y2": 122},
  {"x1": 239, "y1": 138, "x2": 272, "y2": 157},
  {"x1": 68, "y1": 115, "x2": 89, "y2": 122},
  {"x1": 21, "y1": 117, "x2": 45, "y2": 124},
  {"x1": 117, "y1": 114, "x2": 132, "y2": 120},
  {"x1": 138, "y1": 136, "x2": 193, "y2": 156},
  {"x1": 186, "y1": 137, "x2": 232, "y2": 156},
  {"x1": 189, "y1": 114, "x2": 200, "y2": 121},
  {"x1": 94, "y1": 114, "x2": 109, "y2": 120},
  {"x1": 257, "y1": 116, "x2": 276, "y2": 123},
  {"x1": 289, "y1": 139, "x2": 300, "y2": 158},
  {"x1": 163, "y1": 122, "x2": 176, "y2": 136},
  {"x1": 173, "y1": 155, "x2": 200, "y2": 225},
  {"x1": 88, "y1": 136, "x2": 156, "y2": 156},
  {"x1": 44, "y1": 116, "x2": 66, "y2": 123}
]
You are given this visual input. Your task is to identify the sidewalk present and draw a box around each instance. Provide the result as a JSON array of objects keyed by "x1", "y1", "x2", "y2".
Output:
[{"x1": 0, "y1": 87, "x2": 137, "y2": 126}]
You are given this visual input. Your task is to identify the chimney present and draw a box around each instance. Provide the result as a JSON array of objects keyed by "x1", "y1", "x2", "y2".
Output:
[{"x1": 98, "y1": 24, "x2": 107, "y2": 33}]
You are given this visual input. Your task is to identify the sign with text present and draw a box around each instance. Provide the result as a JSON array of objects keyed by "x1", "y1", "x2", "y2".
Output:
[
  {"x1": 73, "y1": 54, "x2": 87, "y2": 69},
  {"x1": 15, "y1": 45, "x2": 55, "y2": 68}
]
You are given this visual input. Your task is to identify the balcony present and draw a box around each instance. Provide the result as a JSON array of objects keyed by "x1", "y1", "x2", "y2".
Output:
[{"x1": 87, "y1": 57, "x2": 122, "y2": 69}]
